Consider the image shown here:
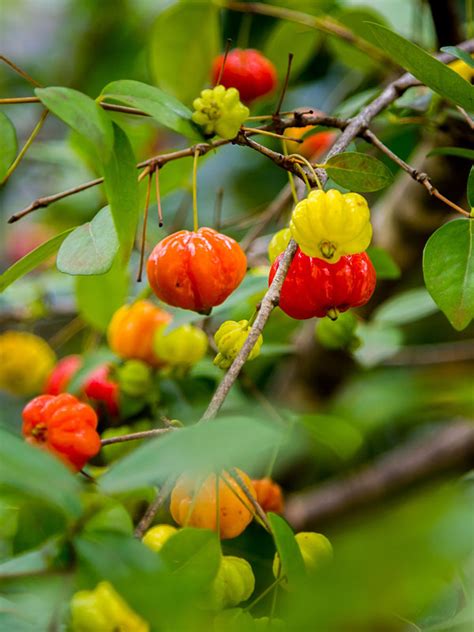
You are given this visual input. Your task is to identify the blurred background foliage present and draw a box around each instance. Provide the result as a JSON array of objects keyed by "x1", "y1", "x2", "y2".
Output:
[{"x1": 0, "y1": 0, "x2": 473, "y2": 631}]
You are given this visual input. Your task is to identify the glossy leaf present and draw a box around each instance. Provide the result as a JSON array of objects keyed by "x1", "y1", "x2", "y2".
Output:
[
  {"x1": 101, "y1": 79, "x2": 202, "y2": 140},
  {"x1": 440, "y1": 46, "x2": 474, "y2": 69},
  {"x1": 35, "y1": 87, "x2": 114, "y2": 159},
  {"x1": 56, "y1": 206, "x2": 118, "y2": 275},
  {"x1": 0, "y1": 111, "x2": 17, "y2": 181},
  {"x1": 373, "y1": 288, "x2": 438, "y2": 325},
  {"x1": 264, "y1": 20, "x2": 320, "y2": 79},
  {"x1": 269, "y1": 513, "x2": 306, "y2": 585},
  {"x1": 423, "y1": 219, "x2": 474, "y2": 330},
  {"x1": 149, "y1": 1, "x2": 219, "y2": 105},
  {"x1": 103, "y1": 124, "x2": 139, "y2": 262},
  {"x1": 160, "y1": 528, "x2": 221, "y2": 586},
  {"x1": 366, "y1": 247, "x2": 401, "y2": 280},
  {"x1": 427, "y1": 146, "x2": 474, "y2": 160},
  {"x1": 467, "y1": 166, "x2": 474, "y2": 209},
  {"x1": 75, "y1": 258, "x2": 129, "y2": 333},
  {"x1": 325, "y1": 152, "x2": 394, "y2": 192},
  {"x1": 99, "y1": 416, "x2": 286, "y2": 494},
  {"x1": 0, "y1": 430, "x2": 81, "y2": 518},
  {"x1": 368, "y1": 24, "x2": 474, "y2": 112},
  {"x1": 0, "y1": 228, "x2": 74, "y2": 292}
]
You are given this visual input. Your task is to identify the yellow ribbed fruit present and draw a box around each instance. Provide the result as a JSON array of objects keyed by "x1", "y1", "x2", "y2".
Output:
[{"x1": 0, "y1": 331, "x2": 55, "y2": 396}]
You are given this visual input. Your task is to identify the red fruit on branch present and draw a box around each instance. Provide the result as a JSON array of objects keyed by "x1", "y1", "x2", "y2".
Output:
[
  {"x1": 269, "y1": 249, "x2": 376, "y2": 320},
  {"x1": 44, "y1": 355, "x2": 82, "y2": 396},
  {"x1": 22, "y1": 393, "x2": 101, "y2": 471},
  {"x1": 83, "y1": 365, "x2": 120, "y2": 418},
  {"x1": 147, "y1": 227, "x2": 247, "y2": 314},
  {"x1": 211, "y1": 48, "x2": 277, "y2": 103},
  {"x1": 252, "y1": 478, "x2": 284, "y2": 514}
]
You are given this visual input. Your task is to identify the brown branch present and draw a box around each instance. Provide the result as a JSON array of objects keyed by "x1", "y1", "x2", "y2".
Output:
[
  {"x1": 100, "y1": 427, "x2": 175, "y2": 446},
  {"x1": 285, "y1": 420, "x2": 474, "y2": 530},
  {"x1": 134, "y1": 477, "x2": 175, "y2": 538},
  {"x1": 0, "y1": 55, "x2": 42, "y2": 88}
]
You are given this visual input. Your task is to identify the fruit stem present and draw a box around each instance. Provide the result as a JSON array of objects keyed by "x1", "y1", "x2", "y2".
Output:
[
  {"x1": 244, "y1": 576, "x2": 284, "y2": 611},
  {"x1": 292, "y1": 153, "x2": 323, "y2": 190},
  {"x1": 294, "y1": 163, "x2": 311, "y2": 193},
  {"x1": 192, "y1": 148, "x2": 200, "y2": 232},
  {"x1": 155, "y1": 167, "x2": 163, "y2": 227},
  {"x1": 326, "y1": 307, "x2": 340, "y2": 321},
  {"x1": 282, "y1": 139, "x2": 299, "y2": 205},
  {"x1": 137, "y1": 171, "x2": 153, "y2": 282},
  {"x1": 1, "y1": 109, "x2": 49, "y2": 185},
  {"x1": 216, "y1": 38, "x2": 232, "y2": 86},
  {"x1": 242, "y1": 126, "x2": 302, "y2": 142}
]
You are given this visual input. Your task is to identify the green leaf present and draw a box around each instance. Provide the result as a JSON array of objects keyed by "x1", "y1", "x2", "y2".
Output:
[
  {"x1": 467, "y1": 166, "x2": 474, "y2": 209},
  {"x1": 149, "y1": 1, "x2": 219, "y2": 105},
  {"x1": 101, "y1": 80, "x2": 202, "y2": 140},
  {"x1": 0, "y1": 430, "x2": 81, "y2": 518},
  {"x1": 35, "y1": 87, "x2": 114, "y2": 160},
  {"x1": 264, "y1": 20, "x2": 320, "y2": 79},
  {"x1": 423, "y1": 219, "x2": 474, "y2": 330},
  {"x1": 268, "y1": 513, "x2": 306, "y2": 585},
  {"x1": 367, "y1": 24, "x2": 474, "y2": 112},
  {"x1": 373, "y1": 288, "x2": 438, "y2": 325},
  {"x1": 427, "y1": 146, "x2": 474, "y2": 160},
  {"x1": 440, "y1": 46, "x2": 474, "y2": 69},
  {"x1": 56, "y1": 206, "x2": 118, "y2": 275},
  {"x1": 99, "y1": 416, "x2": 286, "y2": 494},
  {"x1": 366, "y1": 247, "x2": 401, "y2": 280},
  {"x1": 0, "y1": 111, "x2": 17, "y2": 181},
  {"x1": 325, "y1": 152, "x2": 394, "y2": 192},
  {"x1": 0, "y1": 539, "x2": 60, "y2": 579},
  {"x1": 160, "y1": 528, "x2": 220, "y2": 587},
  {"x1": 0, "y1": 228, "x2": 73, "y2": 292},
  {"x1": 103, "y1": 124, "x2": 139, "y2": 262},
  {"x1": 354, "y1": 322, "x2": 403, "y2": 367},
  {"x1": 75, "y1": 258, "x2": 129, "y2": 333}
]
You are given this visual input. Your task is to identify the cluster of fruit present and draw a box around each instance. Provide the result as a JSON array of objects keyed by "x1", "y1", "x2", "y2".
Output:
[
  {"x1": 69, "y1": 471, "x2": 331, "y2": 631},
  {"x1": 268, "y1": 188, "x2": 376, "y2": 320}
]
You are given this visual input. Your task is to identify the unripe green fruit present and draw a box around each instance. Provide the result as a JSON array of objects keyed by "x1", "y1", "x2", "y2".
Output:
[
  {"x1": 142, "y1": 524, "x2": 178, "y2": 553},
  {"x1": 153, "y1": 324, "x2": 208, "y2": 369},
  {"x1": 70, "y1": 581, "x2": 148, "y2": 631},
  {"x1": 207, "y1": 556, "x2": 255, "y2": 610},
  {"x1": 315, "y1": 311, "x2": 359, "y2": 350},
  {"x1": 192, "y1": 85, "x2": 249, "y2": 140},
  {"x1": 268, "y1": 228, "x2": 291, "y2": 264},
  {"x1": 273, "y1": 532, "x2": 332, "y2": 580},
  {"x1": 213, "y1": 320, "x2": 263, "y2": 369},
  {"x1": 116, "y1": 360, "x2": 153, "y2": 397}
]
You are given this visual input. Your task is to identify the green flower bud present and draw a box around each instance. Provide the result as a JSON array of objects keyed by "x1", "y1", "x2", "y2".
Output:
[
  {"x1": 213, "y1": 320, "x2": 263, "y2": 369},
  {"x1": 192, "y1": 85, "x2": 249, "y2": 140}
]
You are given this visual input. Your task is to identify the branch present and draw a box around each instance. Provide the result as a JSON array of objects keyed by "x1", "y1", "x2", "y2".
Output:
[
  {"x1": 101, "y1": 427, "x2": 175, "y2": 446},
  {"x1": 285, "y1": 420, "x2": 474, "y2": 530},
  {"x1": 134, "y1": 477, "x2": 175, "y2": 538}
]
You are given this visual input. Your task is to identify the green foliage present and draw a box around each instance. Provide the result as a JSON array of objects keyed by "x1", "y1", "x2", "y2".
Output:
[
  {"x1": 149, "y1": 1, "x2": 219, "y2": 105},
  {"x1": 366, "y1": 246, "x2": 401, "y2": 280},
  {"x1": 56, "y1": 206, "x2": 118, "y2": 275},
  {"x1": 102, "y1": 124, "x2": 140, "y2": 263},
  {"x1": 0, "y1": 111, "x2": 17, "y2": 181},
  {"x1": 101, "y1": 79, "x2": 202, "y2": 140},
  {"x1": 423, "y1": 219, "x2": 474, "y2": 330},
  {"x1": 440, "y1": 46, "x2": 474, "y2": 69},
  {"x1": 35, "y1": 87, "x2": 114, "y2": 160},
  {"x1": 269, "y1": 512, "x2": 306, "y2": 585},
  {"x1": 264, "y1": 21, "x2": 321, "y2": 79},
  {"x1": 368, "y1": 24, "x2": 474, "y2": 112},
  {"x1": 0, "y1": 228, "x2": 73, "y2": 292},
  {"x1": 467, "y1": 166, "x2": 474, "y2": 209},
  {"x1": 373, "y1": 287, "x2": 438, "y2": 326},
  {"x1": 325, "y1": 152, "x2": 394, "y2": 192}
]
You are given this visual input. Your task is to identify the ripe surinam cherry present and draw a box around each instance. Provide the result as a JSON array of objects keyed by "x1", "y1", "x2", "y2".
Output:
[
  {"x1": 70, "y1": 581, "x2": 148, "y2": 632},
  {"x1": 284, "y1": 127, "x2": 337, "y2": 159},
  {"x1": 290, "y1": 189, "x2": 372, "y2": 262},
  {"x1": 107, "y1": 300, "x2": 171, "y2": 366},
  {"x1": 153, "y1": 324, "x2": 208, "y2": 369},
  {"x1": 0, "y1": 331, "x2": 55, "y2": 396},
  {"x1": 213, "y1": 320, "x2": 263, "y2": 369},
  {"x1": 22, "y1": 393, "x2": 101, "y2": 471},
  {"x1": 44, "y1": 355, "x2": 82, "y2": 396},
  {"x1": 147, "y1": 228, "x2": 247, "y2": 314},
  {"x1": 206, "y1": 556, "x2": 255, "y2": 610},
  {"x1": 269, "y1": 249, "x2": 376, "y2": 320},
  {"x1": 212, "y1": 49, "x2": 277, "y2": 103},
  {"x1": 192, "y1": 85, "x2": 249, "y2": 139},
  {"x1": 252, "y1": 478, "x2": 284, "y2": 514},
  {"x1": 83, "y1": 364, "x2": 120, "y2": 417},
  {"x1": 170, "y1": 469, "x2": 256, "y2": 539}
]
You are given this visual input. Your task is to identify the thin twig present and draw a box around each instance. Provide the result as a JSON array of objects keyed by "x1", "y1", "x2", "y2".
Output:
[
  {"x1": 274, "y1": 53, "x2": 294, "y2": 118},
  {"x1": 1, "y1": 109, "x2": 49, "y2": 184},
  {"x1": 0, "y1": 55, "x2": 42, "y2": 87},
  {"x1": 134, "y1": 477, "x2": 175, "y2": 538},
  {"x1": 100, "y1": 427, "x2": 174, "y2": 446}
]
